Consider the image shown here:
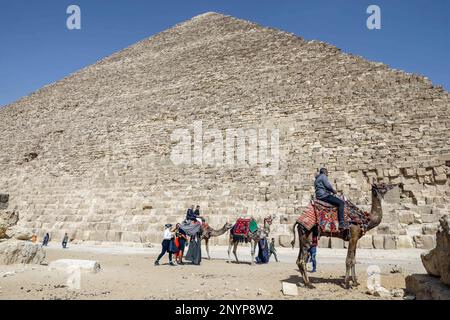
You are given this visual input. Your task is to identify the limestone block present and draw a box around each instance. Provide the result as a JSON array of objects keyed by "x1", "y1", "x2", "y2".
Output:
[
  {"x1": 421, "y1": 215, "x2": 450, "y2": 285},
  {"x1": 357, "y1": 235, "x2": 373, "y2": 249},
  {"x1": 279, "y1": 235, "x2": 292, "y2": 248},
  {"x1": 5, "y1": 226, "x2": 33, "y2": 241},
  {"x1": 0, "y1": 240, "x2": 46, "y2": 265},
  {"x1": 330, "y1": 237, "x2": 344, "y2": 249},
  {"x1": 372, "y1": 235, "x2": 384, "y2": 249},
  {"x1": 121, "y1": 232, "x2": 142, "y2": 243},
  {"x1": 397, "y1": 211, "x2": 415, "y2": 225},
  {"x1": 414, "y1": 235, "x2": 436, "y2": 249},
  {"x1": 406, "y1": 274, "x2": 450, "y2": 300},
  {"x1": 49, "y1": 259, "x2": 100, "y2": 273},
  {"x1": 422, "y1": 224, "x2": 439, "y2": 235},
  {"x1": 384, "y1": 235, "x2": 398, "y2": 249},
  {"x1": 318, "y1": 236, "x2": 330, "y2": 248},
  {"x1": 434, "y1": 174, "x2": 447, "y2": 183},
  {"x1": 397, "y1": 235, "x2": 414, "y2": 249},
  {"x1": 282, "y1": 282, "x2": 298, "y2": 296}
]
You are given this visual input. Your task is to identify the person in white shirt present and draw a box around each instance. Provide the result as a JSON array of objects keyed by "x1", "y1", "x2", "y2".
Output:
[{"x1": 154, "y1": 224, "x2": 176, "y2": 266}]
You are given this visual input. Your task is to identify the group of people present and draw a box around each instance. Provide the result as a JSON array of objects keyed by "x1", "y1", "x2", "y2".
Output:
[
  {"x1": 154, "y1": 205, "x2": 203, "y2": 266},
  {"x1": 39, "y1": 232, "x2": 69, "y2": 249}
]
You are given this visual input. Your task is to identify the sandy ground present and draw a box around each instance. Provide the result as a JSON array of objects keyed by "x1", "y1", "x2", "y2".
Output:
[{"x1": 0, "y1": 242, "x2": 426, "y2": 300}]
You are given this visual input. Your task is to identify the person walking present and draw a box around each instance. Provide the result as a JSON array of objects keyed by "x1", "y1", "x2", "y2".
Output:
[
  {"x1": 154, "y1": 224, "x2": 176, "y2": 266},
  {"x1": 62, "y1": 233, "x2": 69, "y2": 249},
  {"x1": 269, "y1": 238, "x2": 279, "y2": 262},
  {"x1": 42, "y1": 233, "x2": 50, "y2": 246}
]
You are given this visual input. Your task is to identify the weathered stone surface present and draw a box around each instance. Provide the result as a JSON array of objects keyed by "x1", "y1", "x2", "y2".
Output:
[
  {"x1": 281, "y1": 282, "x2": 298, "y2": 296},
  {"x1": 372, "y1": 235, "x2": 384, "y2": 249},
  {"x1": 414, "y1": 235, "x2": 436, "y2": 249},
  {"x1": 5, "y1": 226, "x2": 33, "y2": 241},
  {"x1": 0, "y1": 13, "x2": 449, "y2": 245},
  {"x1": 49, "y1": 259, "x2": 101, "y2": 273},
  {"x1": 357, "y1": 235, "x2": 373, "y2": 249},
  {"x1": 279, "y1": 235, "x2": 292, "y2": 248},
  {"x1": 0, "y1": 240, "x2": 46, "y2": 265},
  {"x1": 406, "y1": 274, "x2": 450, "y2": 300},
  {"x1": 330, "y1": 237, "x2": 344, "y2": 249},
  {"x1": 384, "y1": 235, "x2": 398, "y2": 250},
  {"x1": 421, "y1": 215, "x2": 450, "y2": 285},
  {"x1": 318, "y1": 236, "x2": 330, "y2": 248},
  {"x1": 0, "y1": 210, "x2": 19, "y2": 239},
  {"x1": 397, "y1": 235, "x2": 414, "y2": 249},
  {"x1": 0, "y1": 194, "x2": 8, "y2": 210}
]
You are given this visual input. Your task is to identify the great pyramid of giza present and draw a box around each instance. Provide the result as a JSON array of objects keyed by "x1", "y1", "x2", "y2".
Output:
[{"x1": 1, "y1": 12, "x2": 449, "y2": 248}]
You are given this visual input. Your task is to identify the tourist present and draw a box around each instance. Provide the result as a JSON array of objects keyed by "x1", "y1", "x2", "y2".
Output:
[
  {"x1": 269, "y1": 238, "x2": 279, "y2": 262},
  {"x1": 154, "y1": 224, "x2": 176, "y2": 266},
  {"x1": 185, "y1": 205, "x2": 196, "y2": 222},
  {"x1": 314, "y1": 168, "x2": 347, "y2": 232},
  {"x1": 62, "y1": 233, "x2": 69, "y2": 249},
  {"x1": 255, "y1": 238, "x2": 269, "y2": 264},
  {"x1": 307, "y1": 234, "x2": 318, "y2": 273},
  {"x1": 175, "y1": 224, "x2": 188, "y2": 265},
  {"x1": 42, "y1": 233, "x2": 50, "y2": 246}
]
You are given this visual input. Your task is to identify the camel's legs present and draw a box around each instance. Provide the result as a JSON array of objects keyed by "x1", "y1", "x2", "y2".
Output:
[
  {"x1": 205, "y1": 238, "x2": 211, "y2": 259},
  {"x1": 227, "y1": 240, "x2": 233, "y2": 263},
  {"x1": 250, "y1": 239, "x2": 256, "y2": 265},
  {"x1": 296, "y1": 226, "x2": 313, "y2": 288},
  {"x1": 233, "y1": 242, "x2": 239, "y2": 263},
  {"x1": 345, "y1": 226, "x2": 361, "y2": 288}
]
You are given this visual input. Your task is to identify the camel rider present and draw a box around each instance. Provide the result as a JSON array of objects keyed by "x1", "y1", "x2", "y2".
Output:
[{"x1": 314, "y1": 168, "x2": 348, "y2": 231}]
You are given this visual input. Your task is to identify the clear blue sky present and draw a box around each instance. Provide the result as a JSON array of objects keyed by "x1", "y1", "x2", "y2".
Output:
[{"x1": 0, "y1": 0, "x2": 449, "y2": 107}]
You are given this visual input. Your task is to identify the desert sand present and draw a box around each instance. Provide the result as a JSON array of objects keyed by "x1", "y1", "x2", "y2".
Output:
[{"x1": 0, "y1": 243, "x2": 425, "y2": 300}]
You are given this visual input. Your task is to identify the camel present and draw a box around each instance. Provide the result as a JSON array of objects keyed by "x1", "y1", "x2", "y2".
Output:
[
  {"x1": 201, "y1": 222, "x2": 233, "y2": 259},
  {"x1": 227, "y1": 215, "x2": 274, "y2": 265},
  {"x1": 291, "y1": 182, "x2": 395, "y2": 288}
]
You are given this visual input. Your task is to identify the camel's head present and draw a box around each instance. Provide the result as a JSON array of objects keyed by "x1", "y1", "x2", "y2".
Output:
[
  {"x1": 372, "y1": 182, "x2": 396, "y2": 198},
  {"x1": 264, "y1": 215, "x2": 274, "y2": 225}
]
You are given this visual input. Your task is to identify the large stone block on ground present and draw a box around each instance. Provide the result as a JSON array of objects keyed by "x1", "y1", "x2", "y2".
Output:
[
  {"x1": 384, "y1": 235, "x2": 398, "y2": 249},
  {"x1": 405, "y1": 274, "x2": 450, "y2": 300},
  {"x1": 421, "y1": 215, "x2": 450, "y2": 285},
  {"x1": 49, "y1": 259, "x2": 101, "y2": 273},
  {"x1": 413, "y1": 235, "x2": 436, "y2": 249},
  {"x1": 0, "y1": 210, "x2": 19, "y2": 239},
  {"x1": 279, "y1": 235, "x2": 292, "y2": 248},
  {"x1": 330, "y1": 237, "x2": 344, "y2": 249},
  {"x1": 318, "y1": 236, "x2": 330, "y2": 248},
  {"x1": 357, "y1": 235, "x2": 373, "y2": 249},
  {"x1": 372, "y1": 235, "x2": 384, "y2": 249},
  {"x1": 0, "y1": 240, "x2": 46, "y2": 265},
  {"x1": 397, "y1": 235, "x2": 414, "y2": 249},
  {"x1": 281, "y1": 282, "x2": 298, "y2": 296}
]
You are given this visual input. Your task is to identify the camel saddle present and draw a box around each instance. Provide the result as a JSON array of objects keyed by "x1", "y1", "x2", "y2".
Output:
[
  {"x1": 297, "y1": 198, "x2": 371, "y2": 235},
  {"x1": 232, "y1": 218, "x2": 258, "y2": 242}
]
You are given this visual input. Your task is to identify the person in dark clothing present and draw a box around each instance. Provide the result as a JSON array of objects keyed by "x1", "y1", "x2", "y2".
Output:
[
  {"x1": 62, "y1": 233, "x2": 69, "y2": 249},
  {"x1": 314, "y1": 168, "x2": 347, "y2": 230},
  {"x1": 194, "y1": 205, "x2": 200, "y2": 217},
  {"x1": 42, "y1": 233, "x2": 50, "y2": 246},
  {"x1": 185, "y1": 205, "x2": 196, "y2": 222},
  {"x1": 155, "y1": 224, "x2": 176, "y2": 266}
]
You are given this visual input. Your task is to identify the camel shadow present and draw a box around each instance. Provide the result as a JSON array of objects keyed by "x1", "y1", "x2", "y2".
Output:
[{"x1": 282, "y1": 273, "x2": 348, "y2": 289}]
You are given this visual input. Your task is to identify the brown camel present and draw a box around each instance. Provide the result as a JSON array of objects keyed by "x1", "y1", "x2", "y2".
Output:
[
  {"x1": 291, "y1": 182, "x2": 395, "y2": 288},
  {"x1": 227, "y1": 215, "x2": 274, "y2": 265},
  {"x1": 201, "y1": 222, "x2": 233, "y2": 259}
]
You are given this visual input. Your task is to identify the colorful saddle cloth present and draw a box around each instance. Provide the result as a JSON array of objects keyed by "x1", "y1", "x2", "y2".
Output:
[
  {"x1": 232, "y1": 218, "x2": 259, "y2": 242},
  {"x1": 297, "y1": 198, "x2": 371, "y2": 234}
]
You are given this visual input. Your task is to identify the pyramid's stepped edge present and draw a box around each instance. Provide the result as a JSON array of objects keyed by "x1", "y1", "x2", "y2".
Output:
[{"x1": 0, "y1": 13, "x2": 449, "y2": 247}]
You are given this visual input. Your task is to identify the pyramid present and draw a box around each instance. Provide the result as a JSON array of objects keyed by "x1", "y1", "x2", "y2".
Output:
[{"x1": 1, "y1": 12, "x2": 449, "y2": 247}]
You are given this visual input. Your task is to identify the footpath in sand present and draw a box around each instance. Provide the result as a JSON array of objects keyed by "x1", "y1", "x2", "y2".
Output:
[{"x1": 0, "y1": 243, "x2": 426, "y2": 300}]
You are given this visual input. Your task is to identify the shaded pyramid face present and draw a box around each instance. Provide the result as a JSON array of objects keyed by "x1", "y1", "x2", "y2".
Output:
[{"x1": 0, "y1": 12, "x2": 449, "y2": 246}]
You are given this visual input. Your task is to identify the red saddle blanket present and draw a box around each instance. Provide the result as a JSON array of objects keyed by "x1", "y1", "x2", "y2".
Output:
[
  {"x1": 233, "y1": 218, "x2": 251, "y2": 236},
  {"x1": 297, "y1": 199, "x2": 370, "y2": 234}
]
